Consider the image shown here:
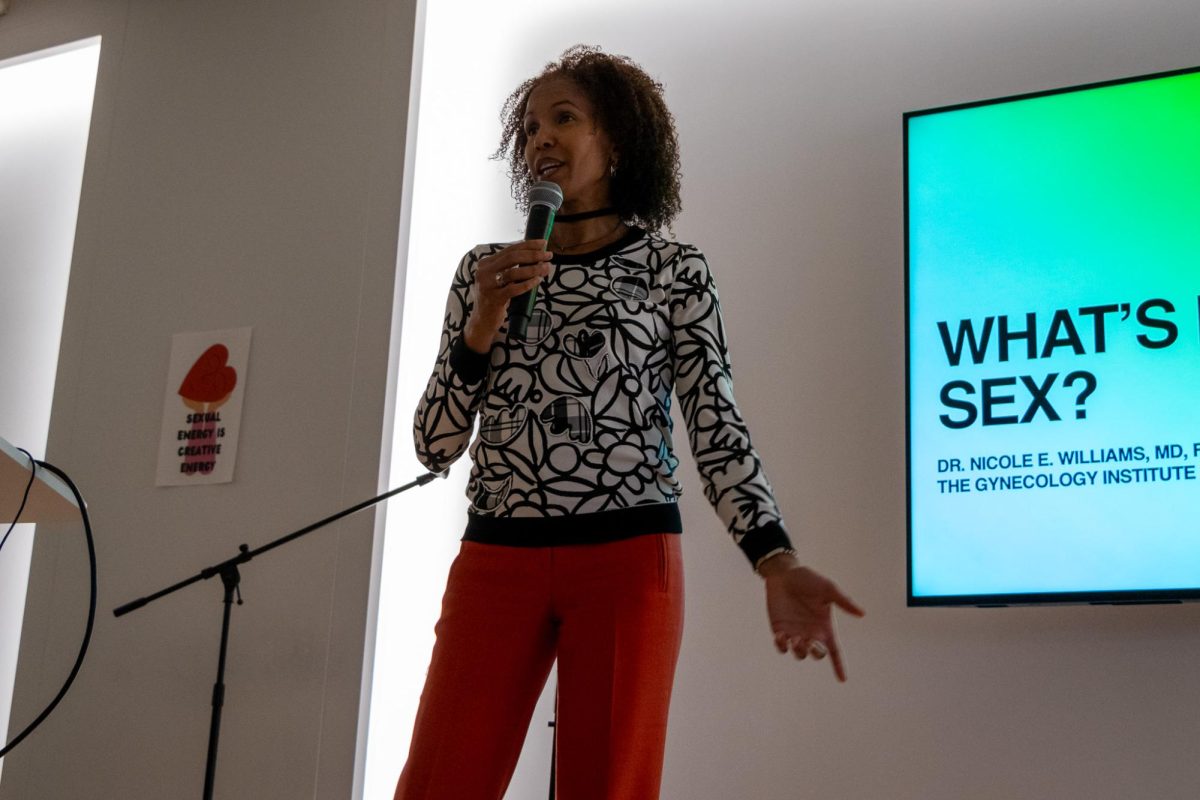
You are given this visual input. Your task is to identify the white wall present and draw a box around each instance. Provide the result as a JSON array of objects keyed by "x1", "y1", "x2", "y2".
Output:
[
  {"x1": 0, "y1": 38, "x2": 99, "y2": 784},
  {"x1": 3, "y1": 0, "x2": 1200, "y2": 799},
  {"x1": 0, "y1": 1, "x2": 415, "y2": 797},
  {"x1": 637, "y1": 3, "x2": 1200, "y2": 798}
]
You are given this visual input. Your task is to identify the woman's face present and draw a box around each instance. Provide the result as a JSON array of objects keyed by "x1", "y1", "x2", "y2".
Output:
[{"x1": 522, "y1": 76, "x2": 615, "y2": 211}]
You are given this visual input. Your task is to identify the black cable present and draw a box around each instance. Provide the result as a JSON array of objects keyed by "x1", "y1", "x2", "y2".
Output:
[
  {"x1": 0, "y1": 459, "x2": 97, "y2": 759},
  {"x1": 0, "y1": 447, "x2": 37, "y2": 556}
]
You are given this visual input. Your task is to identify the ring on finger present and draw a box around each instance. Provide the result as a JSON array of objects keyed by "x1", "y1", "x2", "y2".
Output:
[
  {"x1": 808, "y1": 641, "x2": 828, "y2": 658},
  {"x1": 494, "y1": 270, "x2": 506, "y2": 286}
]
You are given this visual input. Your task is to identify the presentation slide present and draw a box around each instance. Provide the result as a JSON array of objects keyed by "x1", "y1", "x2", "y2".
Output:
[{"x1": 907, "y1": 68, "x2": 1200, "y2": 602}]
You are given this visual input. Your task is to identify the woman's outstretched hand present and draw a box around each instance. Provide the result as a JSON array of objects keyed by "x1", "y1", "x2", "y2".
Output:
[{"x1": 760, "y1": 557, "x2": 864, "y2": 682}]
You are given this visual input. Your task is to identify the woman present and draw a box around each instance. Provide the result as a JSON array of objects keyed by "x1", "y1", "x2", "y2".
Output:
[{"x1": 398, "y1": 46, "x2": 863, "y2": 800}]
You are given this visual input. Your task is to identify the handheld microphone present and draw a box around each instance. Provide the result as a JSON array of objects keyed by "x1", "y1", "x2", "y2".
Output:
[{"x1": 508, "y1": 181, "x2": 563, "y2": 339}]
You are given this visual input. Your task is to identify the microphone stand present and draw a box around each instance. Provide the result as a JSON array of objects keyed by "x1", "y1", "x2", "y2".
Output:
[
  {"x1": 547, "y1": 686, "x2": 558, "y2": 799},
  {"x1": 113, "y1": 471, "x2": 443, "y2": 800}
]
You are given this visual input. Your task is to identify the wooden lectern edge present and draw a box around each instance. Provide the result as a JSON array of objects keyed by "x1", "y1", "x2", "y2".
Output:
[{"x1": 0, "y1": 434, "x2": 82, "y2": 525}]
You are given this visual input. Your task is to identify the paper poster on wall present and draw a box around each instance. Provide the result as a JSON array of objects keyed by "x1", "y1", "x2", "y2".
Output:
[{"x1": 155, "y1": 328, "x2": 251, "y2": 486}]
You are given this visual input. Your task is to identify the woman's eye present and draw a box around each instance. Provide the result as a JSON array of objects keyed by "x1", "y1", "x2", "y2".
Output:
[
  {"x1": 558, "y1": 112, "x2": 573, "y2": 123},
  {"x1": 525, "y1": 124, "x2": 538, "y2": 136}
]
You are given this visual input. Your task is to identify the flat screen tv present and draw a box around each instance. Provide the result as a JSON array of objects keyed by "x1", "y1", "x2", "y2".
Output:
[{"x1": 905, "y1": 66, "x2": 1200, "y2": 606}]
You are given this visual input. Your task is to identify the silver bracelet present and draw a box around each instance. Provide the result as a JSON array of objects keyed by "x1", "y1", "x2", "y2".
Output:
[{"x1": 754, "y1": 547, "x2": 798, "y2": 574}]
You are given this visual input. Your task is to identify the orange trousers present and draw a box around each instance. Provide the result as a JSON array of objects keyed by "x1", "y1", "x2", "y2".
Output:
[{"x1": 394, "y1": 533, "x2": 684, "y2": 800}]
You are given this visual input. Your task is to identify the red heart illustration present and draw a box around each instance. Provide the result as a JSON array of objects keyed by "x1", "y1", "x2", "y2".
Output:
[{"x1": 179, "y1": 344, "x2": 237, "y2": 403}]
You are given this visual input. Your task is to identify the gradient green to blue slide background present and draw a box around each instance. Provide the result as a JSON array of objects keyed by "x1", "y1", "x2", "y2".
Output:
[{"x1": 908, "y1": 69, "x2": 1200, "y2": 599}]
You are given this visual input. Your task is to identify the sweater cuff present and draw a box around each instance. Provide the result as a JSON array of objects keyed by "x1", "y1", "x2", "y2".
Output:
[
  {"x1": 736, "y1": 521, "x2": 794, "y2": 569},
  {"x1": 448, "y1": 337, "x2": 490, "y2": 385}
]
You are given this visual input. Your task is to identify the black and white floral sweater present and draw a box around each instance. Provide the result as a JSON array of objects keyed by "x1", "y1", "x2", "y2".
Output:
[{"x1": 413, "y1": 227, "x2": 793, "y2": 567}]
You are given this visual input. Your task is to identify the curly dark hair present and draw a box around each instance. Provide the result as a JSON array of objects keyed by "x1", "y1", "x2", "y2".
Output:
[{"x1": 495, "y1": 45, "x2": 682, "y2": 232}]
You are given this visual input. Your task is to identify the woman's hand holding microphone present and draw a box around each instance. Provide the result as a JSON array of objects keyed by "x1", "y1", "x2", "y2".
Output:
[{"x1": 463, "y1": 240, "x2": 553, "y2": 354}]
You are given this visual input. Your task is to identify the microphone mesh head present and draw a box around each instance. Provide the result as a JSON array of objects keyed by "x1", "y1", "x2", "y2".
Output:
[{"x1": 528, "y1": 181, "x2": 564, "y2": 210}]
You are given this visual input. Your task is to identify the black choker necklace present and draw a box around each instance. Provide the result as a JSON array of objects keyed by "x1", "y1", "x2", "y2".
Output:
[{"x1": 554, "y1": 207, "x2": 617, "y2": 223}]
